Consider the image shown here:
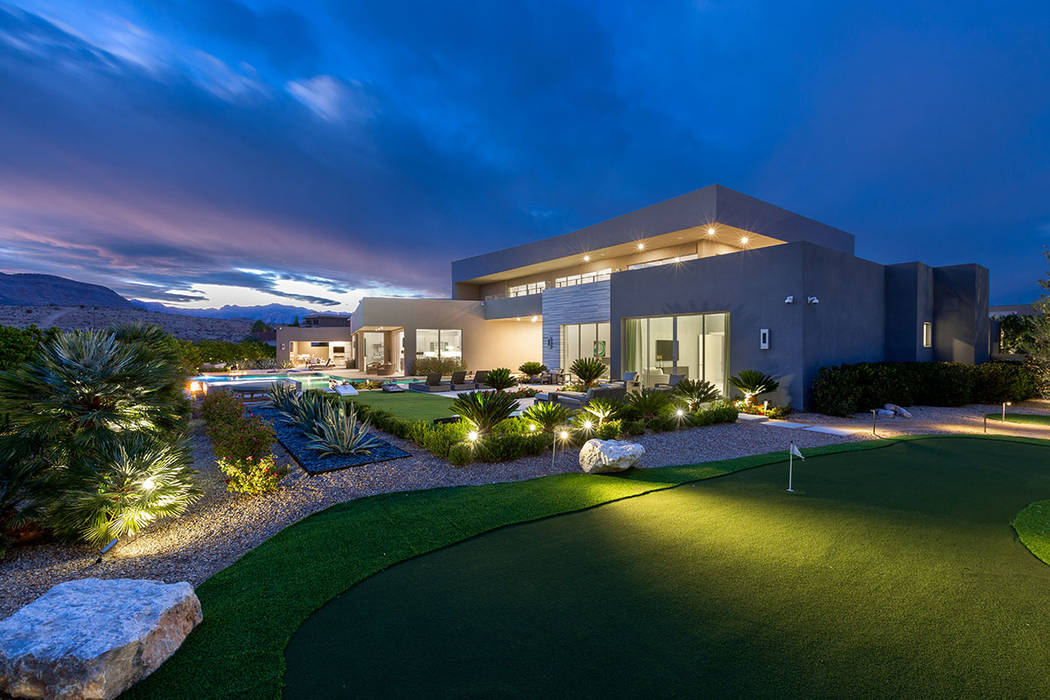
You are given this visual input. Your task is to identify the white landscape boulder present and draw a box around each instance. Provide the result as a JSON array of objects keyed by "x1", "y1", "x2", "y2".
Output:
[
  {"x1": 0, "y1": 578, "x2": 201, "y2": 700},
  {"x1": 579, "y1": 439, "x2": 646, "y2": 474}
]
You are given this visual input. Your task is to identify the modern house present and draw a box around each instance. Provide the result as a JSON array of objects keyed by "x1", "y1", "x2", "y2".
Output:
[
  {"x1": 275, "y1": 314, "x2": 353, "y2": 367},
  {"x1": 350, "y1": 185, "x2": 989, "y2": 408}
]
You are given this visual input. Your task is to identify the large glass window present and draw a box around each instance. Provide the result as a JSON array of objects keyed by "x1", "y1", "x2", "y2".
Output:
[
  {"x1": 554, "y1": 269, "x2": 611, "y2": 288},
  {"x1": 560, "y1": 322, "x2": 610, "y2": 376},
  {"x1": 621, "y1": 313, "x2": 729, "y2": 392},
  {"x1": 508, "y1": 281, "x2": 546, "y2": 297},
  {"x1": 626, "y1": 253, "x2": 698, "y2": 270},
  {"x1": 363, "y1": 332, "x2": 385, "y2": 369},
  {"x1": 416, "y1": 329, "x2": 462, "y2": 361}
]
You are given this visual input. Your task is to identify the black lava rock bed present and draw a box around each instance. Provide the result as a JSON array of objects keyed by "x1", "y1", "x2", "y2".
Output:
[{"x1": 251, "y1": 405, "x2": 412, "y2": 475}]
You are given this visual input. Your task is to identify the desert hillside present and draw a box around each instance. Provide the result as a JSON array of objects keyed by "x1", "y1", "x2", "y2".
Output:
[{"x1": 0, "y1": 305, "x2": 254, "y2": 341}]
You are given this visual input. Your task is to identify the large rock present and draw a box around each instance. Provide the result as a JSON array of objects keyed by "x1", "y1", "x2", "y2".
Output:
[
  {"x1": 579, "y1": 439, "x2": 646, "y2": 474},
  {"x1": 0, "y1": 578, "x2": 201, "y2": 699}
]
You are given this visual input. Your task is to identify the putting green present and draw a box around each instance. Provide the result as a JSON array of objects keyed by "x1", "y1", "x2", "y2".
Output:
[{"x1": 285, "y1": 438, "x2": 1050, "y2": 698}]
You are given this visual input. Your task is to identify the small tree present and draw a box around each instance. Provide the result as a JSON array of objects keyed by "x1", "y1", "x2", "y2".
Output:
[
  {"x1": 518, "y1": 361, "x2": 547, "y2": 380},
  {"x1": 1023, "y1": 249, "x2": 1050, "y2": 396},
  {"x1": 728, "y1": 370, "x2": 779, "y2": 405}
]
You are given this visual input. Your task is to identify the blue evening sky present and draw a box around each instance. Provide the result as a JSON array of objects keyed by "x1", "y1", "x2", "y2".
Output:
[{"x1": 1, "y1": 0, "x2": 1047, "y2": 310}]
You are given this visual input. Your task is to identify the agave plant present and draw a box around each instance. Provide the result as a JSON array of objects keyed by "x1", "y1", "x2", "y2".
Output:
[
  {"x1": 624, "y1": 388, "x2": 672, "y2": 421},
  {"x1": 673, "y1": 378, "x2": 722, "y2": 412},
  {"x1": 581, "y1": 398, "x2": 621, "y2": 425},
  {"x1": 728, "y1": 369, "x2": 780, "y2": 404},
  {"x1": 450, "y1": 390, "x2": 519, "y2": 433},
  {"x1": 280, "y1": 391, "x2": 332, "y2": 434},
  {"x1": 267, "y1": 381, "x2": 300, "y2": 413},
  {"x1": 306, "y1": 402, "x2": 382, "y2": 457},
  {"x1": 569, "y1": 358, "x2": 607, "y2": 387},
  {"x1": 484, "y1": 368, "x2": 518, "y2": 391},
  {"x1": 521, "y1": 401, "x2": 571, "y2": 433},
  {"x1": 48, "y1": 433, "x2": 201, "y2": 546}
]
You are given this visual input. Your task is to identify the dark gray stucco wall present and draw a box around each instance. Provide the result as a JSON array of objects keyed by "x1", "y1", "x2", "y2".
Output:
[
  {"x1": 608, "y1": 242, "x2": 887, "y2": 410},
  {"x1": 884, "y1": 262, "x2": 934, "y2": 362},
  {"x1": 932, "y1": 264, "x2": 991, "y2": 363}
]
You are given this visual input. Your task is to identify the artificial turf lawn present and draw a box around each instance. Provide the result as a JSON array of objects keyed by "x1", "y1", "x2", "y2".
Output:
[
  {"x1": 127, "y1": 436, "x2": 1050, "y2": 699},
  {"x1": 345, "y1": 390, "x2": 454, "y2": 422},
  {"x1": 1014, "y1": 499, "x2": 1050, "y2": 565},
  {"x1": 985, "y1": 411, "x2": 1050, "y2": 426},
  {"x1": 284, "y1": 437, "x2": 1050, "y2": 699}
]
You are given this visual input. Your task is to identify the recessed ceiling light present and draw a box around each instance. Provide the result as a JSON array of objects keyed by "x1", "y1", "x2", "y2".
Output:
[
  {"x1": 707, "y1": 227, "x2": 716, "y2": 235},
  {"x1": 740, "y1": 236, "x2": 749, "y2": 245},
  {"x1": 636, "y1": 243, "x2": 645, "y2": 250},
  {"x1": 583, "y1": 254, "x2": 591, "y2": 262}
]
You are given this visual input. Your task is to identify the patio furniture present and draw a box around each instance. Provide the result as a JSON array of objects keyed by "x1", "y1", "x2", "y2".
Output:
[
  {"x1": 333, "y1": 383, "x2": 359, "y2": 397},
  {"x1": 409, "y1": 373, "x2": 451, "y2": 393},
  {"x1": 381, "y1": 382, "x2": 407, "y2": 393},
  {"x1": 606, "y1": 371, "x2": 640, "y2": 392},
  {"x1": 655, "y1": 374, "x2": 686, "y2": 391},
  {"x1": 472, "y1": 370, "x2": 489, "y2": 389},
  {"x1": 549, "y1": 385, "x2": 626, "y2": 409},
  {"x1": 449, "y1": 370, "x2": 473, "y2": 391}
]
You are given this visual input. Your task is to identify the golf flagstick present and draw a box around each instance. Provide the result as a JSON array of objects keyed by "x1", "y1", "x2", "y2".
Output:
[{"x1": 787, "y1": 441, "x2": 804, "y2": 493}]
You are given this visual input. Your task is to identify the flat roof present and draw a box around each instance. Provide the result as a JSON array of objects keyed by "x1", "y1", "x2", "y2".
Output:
[{"x1": 451, "y1": 184, "x2": 855, "y2": 284}]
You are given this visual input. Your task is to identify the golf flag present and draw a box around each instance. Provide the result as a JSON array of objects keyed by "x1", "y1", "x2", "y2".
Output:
[{"x1": 786, "y1": 441, "x2": 803, "y2": 493}]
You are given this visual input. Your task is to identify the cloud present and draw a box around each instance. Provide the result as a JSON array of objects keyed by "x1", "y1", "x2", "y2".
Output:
[{"x1": 286, "y1": 75, "x2": 367, "y2": 122}]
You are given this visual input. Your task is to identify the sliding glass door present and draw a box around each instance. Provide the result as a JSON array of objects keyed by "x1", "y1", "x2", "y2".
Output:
[
  {"x1": 621, "y1": 313, "x2": 729, "y2": 392},
  {"x1": 560, "y1": 322, "x2": 610, "y2": 375}
]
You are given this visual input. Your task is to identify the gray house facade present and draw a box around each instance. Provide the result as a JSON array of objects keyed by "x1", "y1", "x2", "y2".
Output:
[{"x1": 357, "y1": 184, "x2": 989, "y2": 409}]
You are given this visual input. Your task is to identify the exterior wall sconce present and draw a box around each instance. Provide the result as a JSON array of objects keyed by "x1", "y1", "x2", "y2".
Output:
[
  {"x1": 784, "y1": 296, "x2": 794, "y2": 304},
  {"x1": 807, "y1": 296, "x2": 820, "y2": 305}
]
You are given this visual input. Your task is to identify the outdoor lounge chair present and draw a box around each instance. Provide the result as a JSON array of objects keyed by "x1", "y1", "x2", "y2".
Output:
[
  {"x1": 449, "y1": 370, "x2": 473, "y2": 391},
  {"x1": 606, "y1": 371, "x2": 639, "y2": 391},
  {"x1": 333, "y1": 383, "x2": 359, "y2": 397},
  {"x1": 409, "y1": 373, "x2": 450, "y2": 392},
  {"x1": 550, "y1": 385, "x2": 626, "y2": 409},
  {"x1": 472, "y1": 370, "x2": 489, "y2": 389},
  {"x1": 655, "y1": 374, "x2": 686, "y2": 391},
  {"x1": 381, "y1": 382, "x2": 407, "y2": 393}
]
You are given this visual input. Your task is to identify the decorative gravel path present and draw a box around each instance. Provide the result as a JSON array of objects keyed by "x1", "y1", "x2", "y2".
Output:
[{"x1": 0, "y1": 418, "x2": 864, "y2": 617}]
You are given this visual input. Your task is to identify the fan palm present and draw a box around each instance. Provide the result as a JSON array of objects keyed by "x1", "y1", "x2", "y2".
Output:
[
  {"x1": 728, "y1": 370, "x2": 780, "y2": 404},
  {"x1": 484, "y1": 368, "x2": 517, "y2": 391},
  {"x1": 624, "y1": 389, "x2": 672, "y2": 421},
  {"x1": 522, "y1": 401, "x2": 570, "y2": 433},
  {"x1": 569, "y1": 358, "x2": 606, "y2": 387},
  {"x1": 451, "y1": 390, "x2": 519, "y2": 433},
  {"x1": 673, "y1": 378, "x2": 722, "y2": 411},
  {"x1": 581, "y1": 398, "x2": 621, "y2": 425},
  {"x1": 48, "y1": 433, "x2": 201, "y2": 546}
]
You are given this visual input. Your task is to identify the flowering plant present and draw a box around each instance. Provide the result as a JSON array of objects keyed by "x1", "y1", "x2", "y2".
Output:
[{"x1": 217, "y1": 454, "x2": 290, "y2": 496}]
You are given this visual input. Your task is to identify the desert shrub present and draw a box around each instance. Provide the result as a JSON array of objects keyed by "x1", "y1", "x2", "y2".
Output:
[
  {"x1": 0, "y1": 329, "x2": 198, "y2": 545},
  {"x1": 485, "y1": 367, "x2": 517, "y2": 391},
  {"x1": 0, "y1": 324, "x2": 60, "y2": 371},
  {"x1": 518, "y1": 361, "x2": 547, "y2": 378},
  {"x1": 673, "y1": 378, "x2": 721, "y2": 411},
  {"x1": 475, "y1": 432, "x2": 549, "y2": 463},
  {"x1": 408, "y1": 421, "x2": 470, "y2": 458},
  {"x1": 201, "y1": 390, "x2": 246, "y2": 425},
  {"x1": 413, "y1": 357, "x2": 463, "y2": 376},
  {"x1": 569, "y1": 358, "x2": 607, "y2": 387},
  {"x1": 206, "y1": 414, "x2": 275, "y2": 463},
  {"x1": 451, "y1": 390, "x2": 519, "y2": 434},
  {"x1": 217, "y1": 454, "x2": 290, "y2": 496},
  {"x1": 625, "y1": 420, "x2": 646, "y2": 436},
  {"x1": 191, "y1": 339, "x2": 275, "y2": 369},
  {"x1": 728, "y1": 369, "x2": 779, "y2": 403},
  {"x1": 623, "y1": 389, "x2": 672, "y2": 421},
  {"x1": 48, "y1": 434, "x2": 200, "y2": 546},
  {"x1": 448, "y1": 442, "x2": 473, "y2": 466},
  {"x1": 690, "y1": 403, "x2": 740, "y2": 426},
  {"x1": 522, "y1": 401, "x2": 571, "y2": 433},
  {"x1": 596, "y1": 419, "x2": 623, "y2": 440}
]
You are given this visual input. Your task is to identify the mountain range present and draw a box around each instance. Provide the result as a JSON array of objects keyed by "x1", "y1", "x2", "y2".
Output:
[{"x1": 0, "y1": 272, "x2": 325, "y2": 324}]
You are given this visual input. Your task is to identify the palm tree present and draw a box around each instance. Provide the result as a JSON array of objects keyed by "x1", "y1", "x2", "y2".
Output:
[
  {"x1": 672, "y1": 378, "x2": 721, "y2": 411},
  {"x1": 569, "y1": 358, "x2": 606, "y2": 387},
  {"x1": 728, "y1": 370, "x2": 779, "y2": 405}
]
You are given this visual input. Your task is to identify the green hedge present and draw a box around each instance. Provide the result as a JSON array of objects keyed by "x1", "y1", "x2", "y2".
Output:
[{"x1": 811, "y1": 361, "x2": 1039, "y2": 416}]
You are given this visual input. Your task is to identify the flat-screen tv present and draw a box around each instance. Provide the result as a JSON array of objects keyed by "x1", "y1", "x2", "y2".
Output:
[{"x1": 655, "y1": 339, "x2": 675, "y2": 362}]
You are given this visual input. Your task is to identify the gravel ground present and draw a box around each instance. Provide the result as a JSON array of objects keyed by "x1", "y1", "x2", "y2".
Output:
[
  {"x1": 0, "y1": 418, "x2": 862, "y2": 617},
  {"x1": 790, "y1": 400, "x2": 1050, "y2": 439}
]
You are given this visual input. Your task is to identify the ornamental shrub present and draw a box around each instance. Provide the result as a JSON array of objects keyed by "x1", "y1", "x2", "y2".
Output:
[
  {"x1": 218, "y1": 454, "x2": 290, "y2": 496},
  {"x1": 201, "y1": 390, "x2": 245, "y2": 426},
  {"x1": 413, "y1": 357, "x2": 463, "y2": 376},
  {"x1": 690, "y1": 403, "x2": 739, "y2": 426},
  {"x1": 206, "y1": 414, "x2": 275, "y2": 463},
  {"x1": 625, "y1": 420, "x2": 646, "y2": 436},
  {"x1": 972, "y1": 361, "x2": 1039, "y2": 403}
]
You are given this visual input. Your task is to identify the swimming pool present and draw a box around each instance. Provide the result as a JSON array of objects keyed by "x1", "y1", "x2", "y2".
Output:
[{"x1": 190, "y1": 373, "x2": 419, "y2": 391}]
